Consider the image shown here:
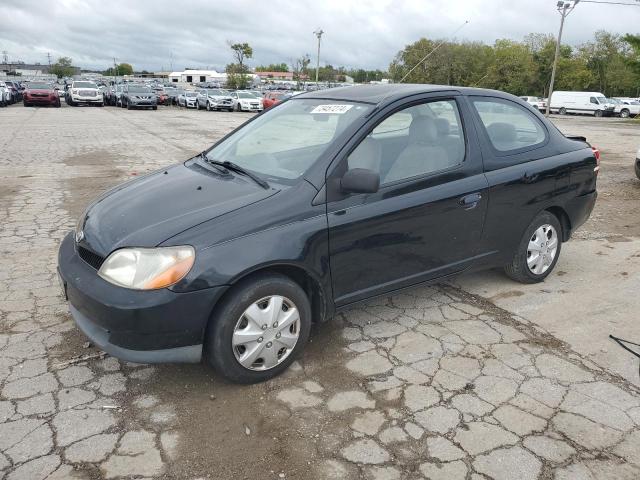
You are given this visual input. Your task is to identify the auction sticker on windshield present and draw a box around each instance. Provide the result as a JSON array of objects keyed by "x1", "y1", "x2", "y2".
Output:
[{"x1": 311, "y1": 104, "x2": 353, "y2": 114}]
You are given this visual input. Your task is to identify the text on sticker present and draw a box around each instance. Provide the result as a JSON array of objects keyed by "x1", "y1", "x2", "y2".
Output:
[{"x1": 311, "y1": 104, "x2": 354, "y2": 114}]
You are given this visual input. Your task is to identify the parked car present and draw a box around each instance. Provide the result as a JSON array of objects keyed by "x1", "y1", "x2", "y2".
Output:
[
  {"x1": 196, "y1": 88, "x2": 234, "y2": 111},
  {"x1": 614, "y1": 98, "x2": 640, "y2": 118},
  {"x1": 120, "y1": 84, "x2": 157, "y2": 110},
  {"x1": 58, "y1": 84, "x2": 599, "y2": 383},
  {"x1": 3, "y1": 81, "x2": 20, "y2": 103},
  {"x1": 549, "y1": 91, "x2": 613, "y2": 117},
  {"x1": 263, "y1": 91, "x2": 292, "y2": 109},
  {"x1": 23, "y1": 82, "x2": 61, "y2": 107},
  {"x1": 0, "y1": 82, "x2": 11, "y2": 106},
  {"x1": 230, "y1": 90, "x2": 263, "y2": 112},
  {"x1": 178, "y1": 91, "x2": 198, "y2": 108},
  {"x1": 67, "y1": 81, "x2": 103, "y2": 107},
  {"x1": 636, "y1": 147, "x2": 640, "y2": 180},
  {"x1": 164, "y1": 87, "x2": 182, "y2": 105},
  {"x1": 520, "y1": 96, "x2": 547, "y2": 111}
]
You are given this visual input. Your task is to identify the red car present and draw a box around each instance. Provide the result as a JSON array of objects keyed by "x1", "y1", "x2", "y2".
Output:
[
  {"x1": 23, "y1": 82, "x2": 61, "y2": 107},
  {"x1": 262, "y1": 91, "x2": 291, "y2": 109}
]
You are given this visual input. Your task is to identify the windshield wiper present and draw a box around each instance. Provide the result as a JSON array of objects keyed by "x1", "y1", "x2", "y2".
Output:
[
  {"x1": 198, "y1": 152, "x2": 230, "y2": 175},
  {"x1": 207, "y1": 158, "x2": 270, "y2": 189}
]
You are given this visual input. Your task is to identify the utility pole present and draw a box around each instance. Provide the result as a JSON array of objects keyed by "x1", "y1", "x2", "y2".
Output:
[
  {"x1": 47, "y1": 52, "x2": 52, "y2": 67},
  {"x1": 546, "y1": 1, "x2": 579, "y2": 117},
  {"x1": 314, "y1": 28, "x2": 324, "y2": 86}
]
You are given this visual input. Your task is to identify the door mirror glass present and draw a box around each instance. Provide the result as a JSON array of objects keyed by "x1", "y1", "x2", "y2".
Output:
[{"x1": 341, "y1": 168, "x2": 380, "y2": 194}]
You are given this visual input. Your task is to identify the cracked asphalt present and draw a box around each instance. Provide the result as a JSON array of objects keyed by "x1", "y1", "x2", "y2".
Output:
[{"x1": 1, "y1": 103, "x2": 639, "y2": 480}]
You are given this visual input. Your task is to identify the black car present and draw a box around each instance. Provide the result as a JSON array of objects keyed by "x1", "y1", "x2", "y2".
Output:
[{"x1": 58, "y1": 85, "x2": 598, "y2": 383}]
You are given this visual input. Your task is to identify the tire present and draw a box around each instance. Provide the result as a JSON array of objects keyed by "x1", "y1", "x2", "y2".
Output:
[
  {"x1": 98, "y1": 102, "x2": 104, "y2": 107},
  {"x1": 205, "y1": 273, "x2": 312, "y2": 384},
  {"x1": 504, "y1": 211, "x2": 562, "y2": 284},
  {"x1": 152, "y1": 106, "x2": 157, "y2": 110},
  {"x1": 559, "y1": 107, "x2": 567, "y2": 115},
  {"x1": 196, "y1": 101, "x2": 201, "y2": 110},
  {"x1": 235, "y1": 103, "x2": 242, "y2": 112},
  {"x1": 55, "y1": 100, "x2": 61, "y2": 108},
  {"x1": 594, "y1": 110, "x2": 603, "y2": 118},
  {"x1": 206, "y1": 102, "x2": 212, "y2": 111},
  {"x1": 635, "y1": 161, "x2": 640, "y2": 181},
  {"x1": 127, "y1": 102, "x2": 132, "y2": 110},
  {"x1": 620, "y1": 109, "x2": 630, "y2": 119},
  {"x1": 23, "y1": 101, "x2": 29, "y2": 107}
]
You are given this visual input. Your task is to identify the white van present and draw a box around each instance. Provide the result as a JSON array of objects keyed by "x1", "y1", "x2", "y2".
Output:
[{"x1": 549, "y1": 91, "x2": 614, "y2": 117}]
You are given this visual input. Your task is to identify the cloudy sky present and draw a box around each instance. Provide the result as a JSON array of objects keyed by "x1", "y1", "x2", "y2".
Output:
[{"x1": 1, "y1": 0, "x2": 639, "y2": 72}]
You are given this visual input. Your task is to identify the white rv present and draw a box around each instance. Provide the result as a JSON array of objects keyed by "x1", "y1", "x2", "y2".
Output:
[{"x1": 549, "y1": 91, "x2": 614, "y2": 117}]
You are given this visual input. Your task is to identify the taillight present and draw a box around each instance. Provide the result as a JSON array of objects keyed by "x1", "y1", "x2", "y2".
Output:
[{"x1": 592, "y1": 147, "x2": 600, "y2": 174}]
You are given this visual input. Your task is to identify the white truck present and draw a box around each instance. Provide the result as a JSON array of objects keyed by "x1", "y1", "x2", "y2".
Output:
[
  {"x1": 549, "y1": 91, "x2": 614, "y2": 117},
  {"x1": 67, "y1": 80, "x2": 103, "y2": 107}
]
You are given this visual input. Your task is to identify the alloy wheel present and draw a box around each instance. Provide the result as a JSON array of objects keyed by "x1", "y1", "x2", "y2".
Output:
[
  {"x1": 232, "y1": 296, "x2": 300, "y2": 371},
  {"x1": 527, "y1": 224, "x2": 558, "y2": 275}
]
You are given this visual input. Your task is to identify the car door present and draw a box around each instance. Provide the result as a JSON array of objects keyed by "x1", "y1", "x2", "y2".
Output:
[
  {"x1": 466, "y1": 95, "x2": 570, "y2": 266},
  {"x1": 326, "y1": 95, "x2": 488, "y2": 306}
]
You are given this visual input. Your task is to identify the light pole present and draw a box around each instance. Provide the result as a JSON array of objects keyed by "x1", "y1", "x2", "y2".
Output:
[
  {"x1": 546, "y1": 0, "x2": 579, "y2": 117},
  {"x1": 314, "y1": 28, "x2": 324, "y2": 86}
]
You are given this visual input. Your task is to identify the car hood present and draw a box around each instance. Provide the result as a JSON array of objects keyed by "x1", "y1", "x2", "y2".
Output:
[{"x1": 78, "y1": 160, "x2": 279, "y2": 257}]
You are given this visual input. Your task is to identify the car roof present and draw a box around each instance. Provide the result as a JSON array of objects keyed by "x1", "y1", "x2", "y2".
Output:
[{"x1": 296, "y1": 84, "x2": 518, "y2": 106}]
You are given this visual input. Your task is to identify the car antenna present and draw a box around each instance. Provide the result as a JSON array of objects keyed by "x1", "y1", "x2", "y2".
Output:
[
  {"x1": 370, "y1": 20, "x2": 470, "y2": 114},
  {"x1": 398, "y1": 20, "x2": 470, "y2": 84}
]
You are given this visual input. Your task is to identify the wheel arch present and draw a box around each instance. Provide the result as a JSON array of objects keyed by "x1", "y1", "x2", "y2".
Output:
[
  {"x1": 211, "y1": 262, "x2": 331, "y2": 327},
  {"x1": 545, "y1": 206, "x2": 572, "y2": 242}
]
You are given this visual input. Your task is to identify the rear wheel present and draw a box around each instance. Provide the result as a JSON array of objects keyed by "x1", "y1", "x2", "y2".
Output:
[
  {"x1": 594, "y1": 110, "x2": 603, "y2": 118},
  {"x1": 205, "y1": 273, "x2": 311, "y2": 384},
  {"x1": 559, "y1": 107, "x2": 567, "y2": 115},
  {"x1": 504, "y1": 211, "x2": 562, "y2": 284}
]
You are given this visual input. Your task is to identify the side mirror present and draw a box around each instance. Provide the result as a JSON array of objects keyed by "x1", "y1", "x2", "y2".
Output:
[{"x1": 340, "y1": 168, "x2": 380, "y2": 194}]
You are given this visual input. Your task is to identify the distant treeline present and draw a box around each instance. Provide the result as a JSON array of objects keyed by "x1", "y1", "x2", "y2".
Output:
[{"x1": 389, "y1": 31, "x2": 640, "y2": 98}]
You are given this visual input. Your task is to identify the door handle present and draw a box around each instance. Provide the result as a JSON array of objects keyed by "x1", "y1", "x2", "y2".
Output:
[{"x1": 459, "y1": 193, "x2": 482, "y2": 210}]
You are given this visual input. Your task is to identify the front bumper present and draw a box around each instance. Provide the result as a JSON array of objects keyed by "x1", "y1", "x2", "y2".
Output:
[
  {"x1": 71, "y1": 95, "x2": 102, "y2": 103},
  {"x1": 129, "y1": 99, "x2": 157, "y2": 107},
  {"x1": 25, "y1": 96, "x2": 58, "y2": 105},
  {"x1": 58, "y1": 232, "x2": 226, "y2": 363}
]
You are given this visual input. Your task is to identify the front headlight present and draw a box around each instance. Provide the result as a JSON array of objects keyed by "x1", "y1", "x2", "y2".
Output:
[{"x1": 98, "y1": 246, "x2": 195, "y2": 290}]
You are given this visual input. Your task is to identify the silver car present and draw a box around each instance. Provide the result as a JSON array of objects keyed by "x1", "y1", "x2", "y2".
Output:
[{"x1": 196, "y1": 88, "x2": 234, "y2": 111}]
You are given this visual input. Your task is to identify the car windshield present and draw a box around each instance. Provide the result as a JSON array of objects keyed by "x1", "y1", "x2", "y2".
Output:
[
  {"x1": 237, "y1": 92, "x2": 254, "y2": 99},
  {"x1": 204, "y1": 99, "x2": 372, "y2": 181},
  {"x1": 74, "y1": 82, "x2": 97, "y2": 88},
  {"x1": 208, "y1": 89, "x2": 224, "y2": 95},
  {"x1": 186, "y1": 92, "x2": 198, "y2": 97},
  {"x1": 596, "y1": 96, "x2": 607, "y2": 104},
  {"x1": 28, "y1": 83, "x2": 50, "y2": 89},
  {"x1": 127, "y1": 86, "x2": 151, "y2": 93}
]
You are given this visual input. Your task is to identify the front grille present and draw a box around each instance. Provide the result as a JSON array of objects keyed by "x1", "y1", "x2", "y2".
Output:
[
  {"x1": 79, "y1": 90, "x2": 96, "y2": 96},
  {"x1": 78, "y1": 246, "x2": 105, "y2": 270}
]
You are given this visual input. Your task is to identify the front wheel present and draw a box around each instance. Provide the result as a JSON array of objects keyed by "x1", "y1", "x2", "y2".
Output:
[
  {"x1": 206, "y1": 102, "x2": 212, "y2": 111},
  {"x1": 205, "y1": 273, "x2": 311, "y2": 384},
  {"x1": 235, "y1": 103, "x2": 242, "y2": 112},
  {"x1": 504, "y1": 211, "x2": 562, "y2": 284},
  {"x1": 620, "y1": 109, "x2": 630, "y2": 119}
]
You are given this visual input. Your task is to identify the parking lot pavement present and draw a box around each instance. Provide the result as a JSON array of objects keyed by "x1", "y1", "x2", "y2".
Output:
[{"x1": 0, "y1": 105, "x2": 639, "y2": 479}]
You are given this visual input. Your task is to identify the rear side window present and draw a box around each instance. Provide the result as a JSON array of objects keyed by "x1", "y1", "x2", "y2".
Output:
[{"x1": 472, "y1": 99, "x2": 546, "y2": 152}]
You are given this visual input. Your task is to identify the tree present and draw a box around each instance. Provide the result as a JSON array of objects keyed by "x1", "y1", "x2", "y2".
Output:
[
  {"x1": 228, "y1": 42, "x2": 253, "y2": 89},
  {"x1": 292, "y1": 54, "x2": 311, "y2": 86},
  {"x1": 103, "y1": 63, "x2": 134, "y2": 76},
  {"x1": 49, "y1": 57, "x2": 75, "y2": 78},
  {"x1": 255, "y1": 63, "x2": 288, "y2": 72}
]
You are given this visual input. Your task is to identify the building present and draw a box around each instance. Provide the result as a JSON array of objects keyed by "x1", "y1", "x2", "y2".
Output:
[{"x1": 255, "y1": 71, "x2": 309, "y2": 82}]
